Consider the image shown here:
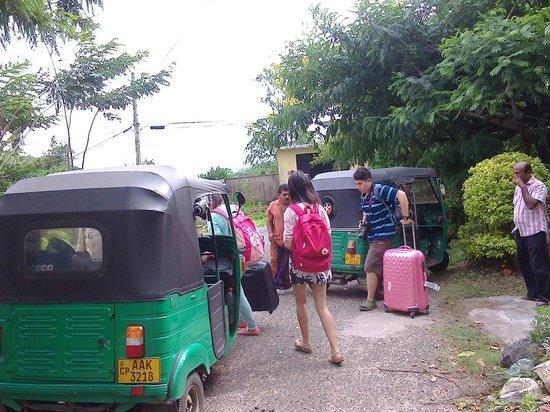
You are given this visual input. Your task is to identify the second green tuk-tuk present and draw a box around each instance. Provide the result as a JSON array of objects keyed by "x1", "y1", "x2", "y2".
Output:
[
  {"x1": 0, "y1": 166, "x2": 265, "y2": 411},
  {"x1": 312, "y1": 167, "x2": 450, "y2": 288}
]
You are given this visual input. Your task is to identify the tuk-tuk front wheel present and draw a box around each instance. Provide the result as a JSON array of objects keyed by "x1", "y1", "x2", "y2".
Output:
[{"x1": 178, "y1": 372, "x2": 205, "y2": 412}]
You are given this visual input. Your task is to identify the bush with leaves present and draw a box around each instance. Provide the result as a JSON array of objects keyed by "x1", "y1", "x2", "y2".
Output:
[
  {"x1": 530, "y1": 306, "x2": 550, "y2": 347},
  {"x1": 458, "y1": 152, "x2": 549, "y2": 259}
]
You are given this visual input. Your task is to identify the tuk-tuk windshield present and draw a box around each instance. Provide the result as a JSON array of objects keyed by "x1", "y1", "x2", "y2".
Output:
[
  {"x1": 24, "y1": 227, "x2": 103, "y2": 274},
  {"x1": 411, "y1": 178, "x2": 440, "y2": 204}
]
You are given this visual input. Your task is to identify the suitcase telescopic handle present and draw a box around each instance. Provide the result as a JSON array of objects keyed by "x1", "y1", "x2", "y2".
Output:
[{"x1": 401, "y1": 219, "x2": 417, "y2": 250}]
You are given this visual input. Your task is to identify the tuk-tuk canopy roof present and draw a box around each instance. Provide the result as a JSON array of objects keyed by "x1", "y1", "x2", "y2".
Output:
[
  {"x1": 312, "y1": 167, "x2": 438, "y2": 191},
  {"x1": 0, "y1": 166, "x2": 228, "y2": 303},
  {"x1": 1, "y1": 166, "x2": 227, "y2": 215}
]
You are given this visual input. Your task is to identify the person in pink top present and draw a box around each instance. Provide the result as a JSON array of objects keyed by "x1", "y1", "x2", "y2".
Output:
[{"x1": 512, "y1": 161, "x2": 549, "y2": 304}]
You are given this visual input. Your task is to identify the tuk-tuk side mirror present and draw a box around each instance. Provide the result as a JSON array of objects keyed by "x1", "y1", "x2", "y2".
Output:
[
  {"x1": 233, "y1": 192, "x2": 246, "y2": 207},
  {"x1": 193, "y1": 198, "x2": 208, "y2": 219}
]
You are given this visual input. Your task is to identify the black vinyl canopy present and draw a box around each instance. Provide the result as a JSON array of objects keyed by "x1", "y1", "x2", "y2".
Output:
[
  {"x1": 312, "y1": 167, "x2": 438, "y2": 229},
  {"x1": 0, "y1": 166, "x2": 227, "y2": 303},
  {"x1": 312, "y1": 167, "x2": 437, "y2": 191}
]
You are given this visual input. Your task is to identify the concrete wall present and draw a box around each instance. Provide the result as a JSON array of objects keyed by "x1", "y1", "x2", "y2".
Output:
[
  {"x1": 276, "y1": 146, "x2": 319, "y2": 184},
  {"x1": 225, "y1": 174, "x2": 279, "y2": 203}
]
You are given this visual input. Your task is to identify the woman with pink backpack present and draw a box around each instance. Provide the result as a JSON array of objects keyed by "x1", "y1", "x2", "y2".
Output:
[{"x1": 283, "y1": 171, "x2": 343, "y2": 366}]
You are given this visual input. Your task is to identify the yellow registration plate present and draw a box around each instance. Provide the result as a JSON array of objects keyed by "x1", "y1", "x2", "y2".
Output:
[
  {"x1": 118, "y1": 358, "x2": 160, "y2": 384},
  {"x1": 344, "y1": 253, "x2": 361, "y2": 266}
]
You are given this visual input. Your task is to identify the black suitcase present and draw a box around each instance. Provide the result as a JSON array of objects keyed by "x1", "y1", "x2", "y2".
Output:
[{"x1": 241, "y1": 261, "x2": 279, "y2": 313}]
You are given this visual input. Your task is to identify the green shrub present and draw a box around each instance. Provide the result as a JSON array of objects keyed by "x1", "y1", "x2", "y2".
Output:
[{"x1": 458, "y1": 152, "x2": 549, "y2": 260}]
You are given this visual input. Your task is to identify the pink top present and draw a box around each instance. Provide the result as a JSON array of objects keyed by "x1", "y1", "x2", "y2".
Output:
[{"x1": 513, "y1": 177, "x2": 548, "y2": 237}]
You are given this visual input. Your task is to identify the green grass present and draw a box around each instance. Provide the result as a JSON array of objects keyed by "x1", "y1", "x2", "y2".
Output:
[
  {"x1": 242, "y1": 201, "x2": 269, "y2": 228},
  {"x1": 440, "y1": 321, "x2": 505, "y2": 377},
  {"x1": 435, "y1": 269, "x2": 525, "y2": 302},
  {"x1": 432, "y1": 250, "x2": 527, "y2": 400},
  {"x1": 530, "y1": 306, "x2": 550, "y2": 346}
]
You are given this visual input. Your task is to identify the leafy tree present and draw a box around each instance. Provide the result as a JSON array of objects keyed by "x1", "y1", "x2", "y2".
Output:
[
  {"x1": 199, "y1": 166, "x2": 234, "y2": 180},
  {"x1": 390, "y1": 7, "x2": 550, "y2": 164},
  {"x1": 247, "y1": 0, "x2": 549, "y2": 191},
  {"x1": 45, "y1": 30, "x2": 172, "y2": 168},
  {"x1": 0, "y1": 0, "x2": 103, "y2": 48},
  {"x1": 232, "y1": 161, "x2": 277, "y2": 177},
  {"x1": 0, "y1": 137, "x2": 68, "y2": 193},
  {"x1": 0, "y1": 61, "x2": 54, "y2": 151},
  {"x1": 458, "y1": 152, "x2": 550, "y2": 260}
]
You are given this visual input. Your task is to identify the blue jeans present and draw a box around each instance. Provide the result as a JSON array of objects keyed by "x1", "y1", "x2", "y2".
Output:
[{"x1": 239, "y1": 289, "x2": 257, "y2": 330}]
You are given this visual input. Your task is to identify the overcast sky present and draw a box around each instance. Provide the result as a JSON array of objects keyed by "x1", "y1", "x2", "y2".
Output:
[{"x1": 15, "y1": 0, "x2": 356, "y2": 176}]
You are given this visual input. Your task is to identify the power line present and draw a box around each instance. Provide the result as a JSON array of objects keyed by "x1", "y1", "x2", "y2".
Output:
[
  {"x1": 73, "y1": 125, "x2": 133, "y2": 158},
  {"x1": 72, "y1": 118, "x2": 257, "y2": 157},
  {"x1": 160, "y1": 38, "x2": 181, "y2": 65}
]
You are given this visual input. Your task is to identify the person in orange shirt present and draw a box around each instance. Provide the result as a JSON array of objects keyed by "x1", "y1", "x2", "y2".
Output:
[{"x1": 267, "y1": 184, "x2": 291, "y2": 289}]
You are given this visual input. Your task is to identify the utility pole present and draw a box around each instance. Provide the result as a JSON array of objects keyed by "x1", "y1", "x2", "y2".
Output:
[{"x1": 131, "y1": 72, "x2": 141, "y2": 165}]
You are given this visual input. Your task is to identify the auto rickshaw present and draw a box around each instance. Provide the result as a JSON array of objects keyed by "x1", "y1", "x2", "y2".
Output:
[
  {"x1": 312, "y1": 167, "x2": 449, "y2": 288},
  {"x1": 0, "y1": 166, "x2": 263, "y2": 411}
]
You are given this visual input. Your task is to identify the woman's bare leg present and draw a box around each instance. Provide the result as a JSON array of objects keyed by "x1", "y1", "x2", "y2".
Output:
[
  {"x1": 311, "y1": 283, "x2": 339, "y2": 355},
  {"x1": 292, "y1": 284, "x2": 310, "y2": 346}
]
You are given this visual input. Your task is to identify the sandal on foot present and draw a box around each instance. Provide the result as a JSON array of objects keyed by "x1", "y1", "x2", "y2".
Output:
[
  {"x1": 293, "y1": 339, "x2": 312, "y2": 354},
  {"x1": 329, "y1": 352, "x2": 344, "y2": 366}
]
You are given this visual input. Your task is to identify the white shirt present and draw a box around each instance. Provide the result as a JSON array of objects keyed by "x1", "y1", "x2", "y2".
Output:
[{"x1": 513, "y1": 177, "x2": 548, "y2": 237}]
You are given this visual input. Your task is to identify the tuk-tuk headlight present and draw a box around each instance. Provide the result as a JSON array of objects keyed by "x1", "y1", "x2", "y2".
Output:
[{"x1": 126, "y1": 326, "x2": 145, "y2": 358}]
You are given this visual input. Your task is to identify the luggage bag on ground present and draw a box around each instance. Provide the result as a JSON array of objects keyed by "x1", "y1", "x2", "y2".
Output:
[
  {"x1": 241, "y1": 261, "x2": 279, "y2": 313},
  {"x1": 383, "y1": 223, "x2": 429, "y2": 318}
]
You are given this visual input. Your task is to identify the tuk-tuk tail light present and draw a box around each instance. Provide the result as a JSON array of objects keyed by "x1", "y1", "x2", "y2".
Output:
[
  {"x1": 126, "y1": 326, "x2": 144, "y2": 358},
  {"x1": 131, "y1": 386, "x2": 144, "y2": 396}
]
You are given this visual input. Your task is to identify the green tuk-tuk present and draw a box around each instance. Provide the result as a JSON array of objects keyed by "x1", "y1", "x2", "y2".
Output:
[
  {"x1": 0, "y1": 166, "x2": 260, "y2": 411},
  {"x1": 312, "y1": 167, "x2": 449, "y2": 288}
]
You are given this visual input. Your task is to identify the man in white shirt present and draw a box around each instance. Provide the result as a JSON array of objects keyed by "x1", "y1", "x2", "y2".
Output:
[{"x1": 513, "y1": 161, "x2": 549, "y2": 304}]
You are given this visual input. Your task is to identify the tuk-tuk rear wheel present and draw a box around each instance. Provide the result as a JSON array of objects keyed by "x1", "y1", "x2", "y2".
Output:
[
  {"x1": 428, "y1": 252, "x2": 450, "y2": 273},
  {"x1": 178, "y1": 372, "x2": 204, "y2": 412}
]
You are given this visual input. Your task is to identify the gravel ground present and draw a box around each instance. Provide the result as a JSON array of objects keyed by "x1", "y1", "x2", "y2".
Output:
[{"x1": 204, "y1": 285, "x2": 461, "y2": 412}]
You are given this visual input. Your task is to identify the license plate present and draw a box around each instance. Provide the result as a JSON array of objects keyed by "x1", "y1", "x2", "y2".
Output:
[
  {"x1": 344, "y1": 253, "x2": 361, "y2": 265},
  {"x1": 118, "y1": 358, "x2": 160, "y2": 384}
]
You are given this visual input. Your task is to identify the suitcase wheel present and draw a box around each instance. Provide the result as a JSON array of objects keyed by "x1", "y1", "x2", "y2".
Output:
[
  {"x1": 409, "y1": 311, "x2": 416, "y2": 319},
  {"x1": 383, "y1": 304, "x2": 390, "y2": 313}
]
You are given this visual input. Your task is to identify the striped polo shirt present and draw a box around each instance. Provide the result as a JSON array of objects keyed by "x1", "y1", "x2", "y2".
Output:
[
  {"x1": 513, "y1": 177, "x2": 548, "y2": 237},
  {"x1": 361, "y1": 183, "x2": 399, "y2": 241}
]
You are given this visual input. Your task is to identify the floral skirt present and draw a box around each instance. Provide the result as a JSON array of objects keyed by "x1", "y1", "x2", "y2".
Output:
[{"x1": 289, "y1": 256, "x2": 332, "y2": 286}]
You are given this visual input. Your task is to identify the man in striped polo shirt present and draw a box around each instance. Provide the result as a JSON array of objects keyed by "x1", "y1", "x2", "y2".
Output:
[
  {"x1": 513, "y1": 161, "x2": 549, "y2": 304},
  {"x1": 353, "y1": 167, "x2": 412, "y2": 311}
]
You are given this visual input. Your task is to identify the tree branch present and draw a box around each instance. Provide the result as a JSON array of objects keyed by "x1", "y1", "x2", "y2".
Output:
[
  {"x1": 81, "y1": 108, "x2": 100, "y2": 169},
  {"x1": 464, "y1": 112, "x2": 508, "y2": 129}
]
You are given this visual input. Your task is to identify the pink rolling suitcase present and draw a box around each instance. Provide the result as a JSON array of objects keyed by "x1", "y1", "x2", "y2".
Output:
[{"x1": 383, "y1": 224, "x2": 429, "y2": 318}]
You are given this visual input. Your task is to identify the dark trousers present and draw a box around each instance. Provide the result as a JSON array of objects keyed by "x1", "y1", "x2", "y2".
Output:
[
  {"x1": 274, "y1": 247, "x2": 291, "y2": 288},
  {"x1": 515, "y1": 231, "x2": 550, "y2": 299}
]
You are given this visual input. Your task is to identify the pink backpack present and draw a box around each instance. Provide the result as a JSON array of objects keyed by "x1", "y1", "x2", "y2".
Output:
[
  {"x1": 212, "y1": 207, "x2": 265, "y2": 264},
  {"x1": 232, "y1": 213, "x2": 265, "y2": 264},
  {"x1": 289, "y1": 203, "x2": 332, "y2": 272}
]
